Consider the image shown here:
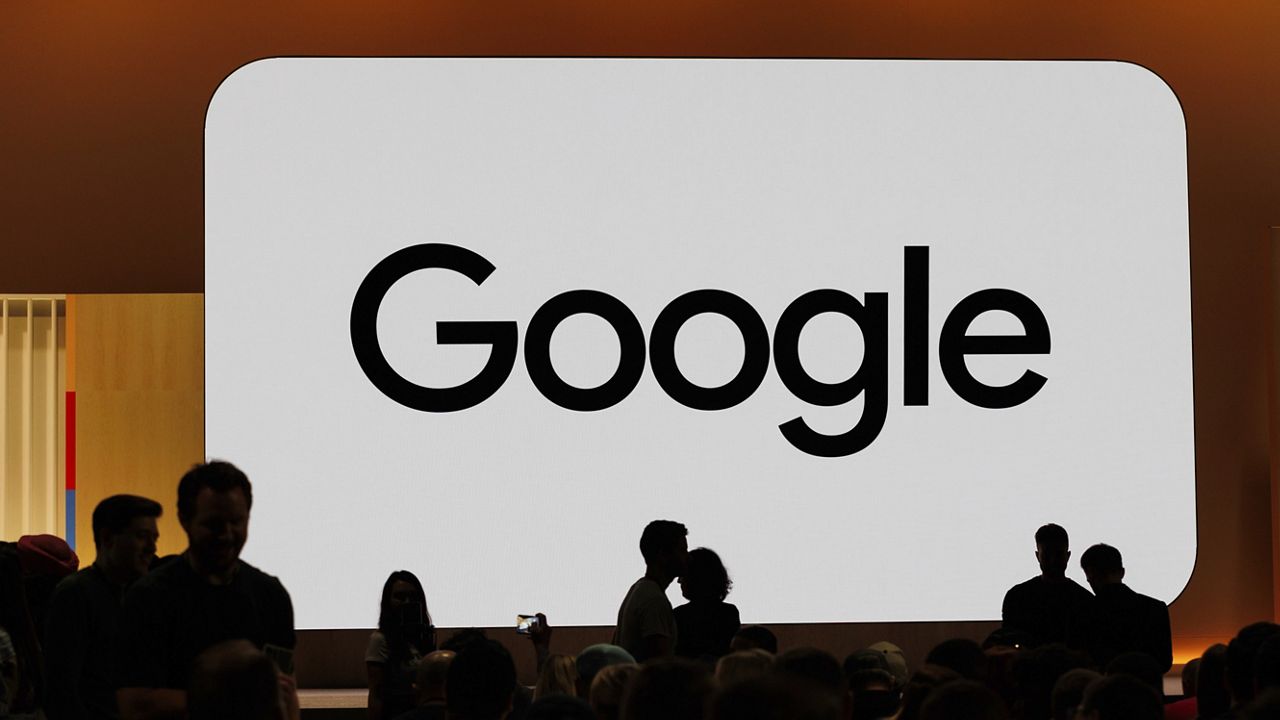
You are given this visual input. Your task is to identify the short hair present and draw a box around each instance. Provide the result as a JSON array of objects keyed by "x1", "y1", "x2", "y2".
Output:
[
  {"x1": 715, "y1": 649, "x2": 774, "y2": 686},
  {"x1": 1034, "y1": 524, "x2": 1069, "y2": 548},
  {"x1": 924, "y1": 639, "x2": 987, "y2": 681},
  {"x1": 639, "y1": 520, "x2": 687, "y2": 564},
  {"x1": 897, "y1": 665, "x2": 961, "y2": 720},
  {"x1": 447, "y1": 639, "x2": 516, "y2": 720},
  {"x1": 1105, "y1": 652, "x2": 1163, "y2": 696},
  {"x1": 1255, "y1": 634, "x2": 1280, "y2": 691},
  {"x1": 711, "y1": 672, "x2": 842, "y2": 720},
  {"x1": 1196, "y1": 644, "x2": 1231, "y2": 718},
  {"x1": 188, "y1": 640, "x2": 283, "y2": 720},
  {"x1": 92, "y1": 494, "x2": 162, "y2": 549},
  {"x1": 441, "y1": 627, "x2": 490, "y2": 654},
  {"x1": 1077, "y1": 674, "x2": 1162, "y2": 720},
  {"x1": 733, "y1": 625, "x2": 778, "y2": 654},
  {"x1": 619, "y1": 658, "x2": 713, "y2": 720},
  {"x1": 1228, "y1": 623, "x2": 1280, "y2": 704},
  {"x1": 576, "y1": 644, "x2": 636, "y2": 690},
  {"x1": 682, "y1": 547, "x2": 732, "y2": 602},
  {"x1": 1079, "y1": 544, "x2": 1123, "y2": 575},
  {"x1": 1051, "y1": 668, "x2": 1101, "y2": 720},
  {"x1": 918, "y1": 680, "x2": 1008, "y2": 720},
  {"x1": 776, "y1": 647, "x2": 844, "y2": 693},
  {"x1": 177, "y1": 460, "x2": 253, "y2": 522}
]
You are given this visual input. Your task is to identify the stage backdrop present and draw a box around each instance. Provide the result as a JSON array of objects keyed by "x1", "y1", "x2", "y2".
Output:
[{"x1": 205, "y1": 58, "x2": 1194, "y2": 629}]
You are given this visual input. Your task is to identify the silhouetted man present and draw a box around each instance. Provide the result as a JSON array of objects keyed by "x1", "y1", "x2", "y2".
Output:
[
  {"x1": 188, "y1": 640, "x2": 298, "y2": 720},
  {"x1": 1080, "y1": 543, "x2": 1171, "y2": 673},
  {"x1": 117, "y1": 461, "x2": 295, "y2": 720},
  {"x1": 1001, "y1": 524, "x2": 1094, "y2": 648},
  {"x1": 44, "y1": 494, "x2": 162, "y2": 720},
  {"x1": 612, "y1": 520, "x2": 688, "y2": 662}
]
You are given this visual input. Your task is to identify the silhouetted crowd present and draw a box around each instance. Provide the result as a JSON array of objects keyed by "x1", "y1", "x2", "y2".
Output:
[{"x1": 0, "y1": 460, "x2": 1277, "y2": 720}]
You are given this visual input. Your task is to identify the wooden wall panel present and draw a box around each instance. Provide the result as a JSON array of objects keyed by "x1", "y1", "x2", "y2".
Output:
[{"x1": 74, "y1": 293, "x2": 203, "y2": 562}]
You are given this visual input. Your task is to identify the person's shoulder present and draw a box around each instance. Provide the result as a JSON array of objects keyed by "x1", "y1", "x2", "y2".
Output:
[
  {"x1": 236, "y1": 560, "x2": 289, "y2": 591},
  {"x1": 1005, "y1": 576, "x2": 1040, "y2": 597}
]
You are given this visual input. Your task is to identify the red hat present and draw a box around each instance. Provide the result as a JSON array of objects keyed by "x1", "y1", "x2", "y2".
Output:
[{"x1": 16, "y1": 534, "x2": 79, "y2": 577}]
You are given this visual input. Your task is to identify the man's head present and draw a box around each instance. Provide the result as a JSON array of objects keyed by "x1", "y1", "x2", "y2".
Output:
[
  {"x1": 446, "y1": 639, "x2": 516, "y2": 720},
  {"x1": 730, "y1": 625, "x2": 778, "y2": 654},
  {"x1": 188, "y1": 640, "x2": 285, "y2": 720},
  {"x1": 92, "y1": 494, "x2": 162, "y2": 581},
  {"x1": 1227, "y1": 622, "x2": 1280, "y2": 705},
  {"x1": 639, "y1": 520, "x2": 688, "y2": 578},
  {"x1": 413, "y1": 650, "x2": 455, "y2": 705},
  {"x1": 1034, "y1": 524, "x2": 1070, "y2": 577},
  {"x1": 1076, "y1": 674, "x2": 1162, "y2": 720},
  {"x1": 177, "y1": 461, "x2": 253, "y2": 576},
  {"x1": 1079, "y1": 544, "x2": 1124, "y2": 591},
  {"x1": 619, "y1": 658, "x2": 713, "y2": 720}
]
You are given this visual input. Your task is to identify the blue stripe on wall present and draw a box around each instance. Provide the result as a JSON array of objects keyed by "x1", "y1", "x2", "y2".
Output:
[{"x1": 66, "y1": 489, "x2": 76, "y2": 550}]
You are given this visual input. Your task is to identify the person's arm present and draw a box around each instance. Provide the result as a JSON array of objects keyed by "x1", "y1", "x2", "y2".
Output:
[
  {"x1": 42, "y1": 580, "x2": 89, "y2": 719},
  {"x1": 366, "y1": 662, "x2": 387, "y2": 720},
  {"x1": 528, "y1": 613, "x2": 552, "y2": 674},
  {"x1": 116, "y1": 687, "x2": 187, "y2": 720}
]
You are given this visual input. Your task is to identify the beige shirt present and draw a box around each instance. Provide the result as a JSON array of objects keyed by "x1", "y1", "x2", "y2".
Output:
[{"x1": 612, "y1": 578, "x2": 677, "y2": 661}]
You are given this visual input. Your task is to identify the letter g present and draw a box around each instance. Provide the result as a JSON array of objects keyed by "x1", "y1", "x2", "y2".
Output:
[{"x1": 350, "y1": 244, "x2": 517, "y2": 412}]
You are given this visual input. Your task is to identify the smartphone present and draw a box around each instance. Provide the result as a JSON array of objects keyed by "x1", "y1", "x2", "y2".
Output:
[{"x1": 516, "y1": 614, "x2": 539, "y2": 634}]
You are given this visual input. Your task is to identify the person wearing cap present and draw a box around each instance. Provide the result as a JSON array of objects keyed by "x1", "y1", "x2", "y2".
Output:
[
  {"x1": 1001, "y1": 523, "x2": 1094, "y2": 650},
  {"x1": 44, "y1": 494, "x2": 162, "y2": 720},
  {"x1": 116, "y1": 461, "x2": 295, "y2": 720}
]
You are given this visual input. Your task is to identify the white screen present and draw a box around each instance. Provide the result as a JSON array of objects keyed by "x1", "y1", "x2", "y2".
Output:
[{"x1": 205, "y1": 59, "x2": 1194, "y2": 629}]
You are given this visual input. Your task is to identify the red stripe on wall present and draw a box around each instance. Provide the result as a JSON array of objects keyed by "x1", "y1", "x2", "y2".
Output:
[{"x1": 66, "y1": 391, "x2": 76, "y2": 490}]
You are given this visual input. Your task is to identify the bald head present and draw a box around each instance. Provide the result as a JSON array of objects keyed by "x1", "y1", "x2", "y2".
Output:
[
  {"x1": 415, "y1": 650, "x2": 456, "y2": 704},
  {"x1": 188, "y1": 640, "x2": 284, "y2": 720}
]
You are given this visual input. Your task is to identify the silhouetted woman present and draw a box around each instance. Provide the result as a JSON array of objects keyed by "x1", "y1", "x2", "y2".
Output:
[
  {"x1": 367, "y1": 570, "x2": 436, "y2": 720},
  {"x1": 674, "y1": 547, "x2": 740, "y2": 661}
]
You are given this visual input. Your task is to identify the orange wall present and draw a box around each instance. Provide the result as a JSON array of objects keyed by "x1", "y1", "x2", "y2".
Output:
[{"x1": 3, "y1": 2, "x2": 1278, "y2": 661}]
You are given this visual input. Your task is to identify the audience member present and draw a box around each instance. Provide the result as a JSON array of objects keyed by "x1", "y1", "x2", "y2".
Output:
[
  {"x1": 1080, "y1": 543, "x2": 1172, "y2": 672},
  {"x1": 924, "y1": 638, "x2": 987, "y2": 681},
  {"x1": 1104, "y1": 651, "x2": 1164, "y2": 698},
  {"x1": 2, "y1": 534, "x2": 81, "y2": 635},
  {"x1": 711, "y1": 672, "x2": 842, "y2": 720},
  {"x1": 44, "y1": 494, "x2": 162, "y2": 720},
  {"x1": 575, "y1": 644, "x2": 636, "y2": 697},
  {"x1": 393, "y1": 650, "x2": 453, "y2": 720},
  {"x1": 1243, "y1": 687, "x2": 1280, "y2": 720},
  {"x1": 525, "y1": 694, "x2": 596, "y2": 720},
  {"x1": 896, "y1": 666, "x2": 960, "y2": 720},
  {"x1": 1254, "y1": 633, "x2": 1280, "y2": 692},
  {"x1": 613, "y1": 520, "x2": 688, "y2": 662},
  {"x1": 0, "y1": 539, "x2": 44, "y2": 717},
  {"x1": 589, "y1": 663, "x2": 639, "y2": 720},
  {"x1": 1164, "y1": 656, "x2": 1200, "y2": 720},
  {"x1": 775, "y1": 648, "x2": 849, "y2": 719},
  {"x1": 446, "y1": 639, "x2": 517, "y2": 720},
  {"x1": 675, "y1": 548, "x2": 741, "y2": 661},
  {"x1": 534, "y1": 654, "x2": 578, "y2": 700},
  {"x1": 918, "y1": 680, "x2": 1008, "y2": 720},
  {"x1": 864, "y1": 642, "x2": 908, "y2": 690},
  {"x1": 1226, "y1": 622, "x2": 1280, "y2": 712},
  {"x1": 1008, "y1": 643, "x2": 1089, "y2": 720},
  {"x1": 730, "y1": 626, "x2": 778, "y2": 655},
  {"x1": 1196, "y1": 643, "x2": 1231, "y2": 720},
  {"x1": 117, "y1": 460, "x2": 295, "y2": 720},
  {"x1": 619, "y1": 658, "x2": 713, "y2": 720},
  {"x1": 1001, "y1": 524, "x2": 1095, "y2": 650},
  {"x1": 369, "y1": 570, "x2": 437, "y2": 720},
  {"x1": 716, "y1": 650, "x2": 774, "y2": 686},
  {"x1": 187, "y1": 639, "x2": 299, "y2": 720},
  {"x1": 847, "y1": 669, "x2": 898, "y2": 720},
  {"x1": 1049, "y1": 668, "x2": 1100, "y2": 720},
  {"x1": 1075, "y1": 674, "x2": 1162, "y2": 720}
]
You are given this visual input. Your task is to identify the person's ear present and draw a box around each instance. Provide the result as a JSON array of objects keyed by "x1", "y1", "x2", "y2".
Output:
[
  {"x1": 1118, "y1": 567, "x2": 1126, "y2": 581},
  {"x1": 1066, "y1": 550, "x2": 1071, "y2": 561}
]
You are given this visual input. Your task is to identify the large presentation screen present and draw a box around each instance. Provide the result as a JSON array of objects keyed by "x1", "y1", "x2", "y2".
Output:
[{"x1": 205, "y1": 59, "x2": 1194, "y2": 630}]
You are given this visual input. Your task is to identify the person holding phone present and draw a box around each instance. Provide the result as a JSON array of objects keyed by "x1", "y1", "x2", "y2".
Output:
[{"x1": 367, "y1": 570, "x2": 436, "y2": 720}]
